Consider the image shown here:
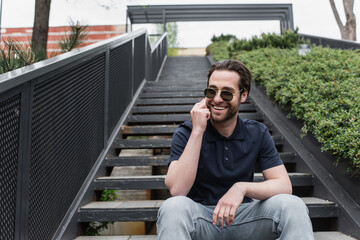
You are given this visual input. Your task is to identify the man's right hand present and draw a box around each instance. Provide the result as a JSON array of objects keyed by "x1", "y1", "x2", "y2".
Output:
[{"x1": 190, "y1": 99, "x2": 210, "y2": 133}]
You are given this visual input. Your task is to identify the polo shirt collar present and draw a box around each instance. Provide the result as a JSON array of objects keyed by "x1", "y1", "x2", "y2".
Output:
[{"x1": 205, "y1": 116, "x2": 246, "y2": 142}]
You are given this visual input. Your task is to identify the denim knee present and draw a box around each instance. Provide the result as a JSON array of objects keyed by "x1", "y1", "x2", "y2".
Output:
[
  {"x1": 267, "y1": 194, "x2": 313, "y2": 238},
  {"x1": 157, "y1": 196, "x2": 197, "y2": 239},
  {"x1": 271, "y1": 194, "x2": 309, "y2": 215},
  {"x1": 159, "y1": 196, "x2": 193, "y2": 213},
  {"x1": 158, "y1": 196, "x2": 196, "y2": 223}
]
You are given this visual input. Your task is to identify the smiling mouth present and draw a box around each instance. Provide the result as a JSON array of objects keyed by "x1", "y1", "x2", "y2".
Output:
[{"x1": 213, "y1": 106, "x2": 226, "y2": 110}]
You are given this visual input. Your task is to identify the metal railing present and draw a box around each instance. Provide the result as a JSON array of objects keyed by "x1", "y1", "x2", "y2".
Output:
[
  {"x1": 0, "y1": 28, "x2": 167, "y2": 240},
  {"x1": 299, "y1": 33, "x2": 360, "y2": 50}
]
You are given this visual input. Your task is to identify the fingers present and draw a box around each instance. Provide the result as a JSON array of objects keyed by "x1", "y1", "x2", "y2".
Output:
[
  {"x1": 213, "y1": 201, "x2": 238, "y2": 228},
  {"x1": 224, "y1": 206, "x2": 230, "y2": 227},
  {"x1": 229, "y1": 207, "x2": 236, "y2": 225},
  {"x1": 213, "y1": 204, "x2": 232, "y2": 228},
  {"x1": 212, "y1": 204, "x2": 220, "y2": 226}
]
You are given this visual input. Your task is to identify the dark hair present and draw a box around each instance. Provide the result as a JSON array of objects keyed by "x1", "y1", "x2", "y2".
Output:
[{"x1": 207, "y1": 59, "x2": 251, "y2": 94}]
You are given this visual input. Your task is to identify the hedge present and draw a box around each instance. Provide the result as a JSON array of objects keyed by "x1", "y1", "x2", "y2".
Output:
[{"x1": 209, "y1": 43, "x2": 360, "y2": 173}]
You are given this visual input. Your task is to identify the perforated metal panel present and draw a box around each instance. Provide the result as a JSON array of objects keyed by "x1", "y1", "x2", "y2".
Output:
[
  {"x1": 151, "y1": 48, "x2": 159, "y2": 81},
  {"x1": 146, "y1": 39, "x2": 152, "y2": 81},
  {"x1": 28, "y1": 54, "x2": 106, "y2": 240},
  {"x1": 0, "y1": 94, "x2": 21, "y2": 240},
  {"x1": 108, "y1": 41, "x2": 132, "y2": 137},
  {"x1": 134, "y1": 35, "x2": 146, "y2": 89}
]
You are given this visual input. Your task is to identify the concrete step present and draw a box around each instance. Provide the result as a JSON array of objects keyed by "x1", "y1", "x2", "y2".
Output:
[{"x1": 78, "y1": 197, "x2": 337, "y2": 222}]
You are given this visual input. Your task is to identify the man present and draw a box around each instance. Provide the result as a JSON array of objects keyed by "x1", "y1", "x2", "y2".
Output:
[{"x1": 157, "y1": 59, "x2": 313, "y2": 239}]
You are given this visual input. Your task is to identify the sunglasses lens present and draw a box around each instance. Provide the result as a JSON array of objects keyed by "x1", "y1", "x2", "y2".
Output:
[
  {"x1": 204, "y1": 88, "x2": 216, "y2": 98},
  {"x1": 221, "y1": 91, "x2": 233, "y2": 101}
]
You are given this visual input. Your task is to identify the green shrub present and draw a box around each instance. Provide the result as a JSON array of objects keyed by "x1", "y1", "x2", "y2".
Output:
[
  {"x1": 85, "y1": 190, "x2": 118, "y2": 235},
  {"x1": 168, "y1": 48, "x2": 178, "y2": 57},
  {"x1": 209, "y1": 42, "x2": 360, "y2": 173},
  {"x1": 206, "y1": 40, "x2": 230, "y2": 60},
  {"x1": 227, "y1": 29, "x2": 304, "y2": 57},
  {"x1": 58, "y1": 20, "x2": 88, "y2": 53},
  {"x1": 211, "y1": 34, "x2": 237, "y2": 43},
  {"x1": 0, "y1": 38, "x2": 35, "y2": 73}
]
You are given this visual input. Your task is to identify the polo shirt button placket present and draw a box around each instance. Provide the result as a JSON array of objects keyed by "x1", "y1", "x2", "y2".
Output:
[{"x1": 224, "y1": 141, "x2": 230, "y2": 167}]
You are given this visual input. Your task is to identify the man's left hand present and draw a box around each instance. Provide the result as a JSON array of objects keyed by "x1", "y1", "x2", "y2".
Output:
[{"x1": 212, "y1": 183, "x2": 246, "y2": 228}]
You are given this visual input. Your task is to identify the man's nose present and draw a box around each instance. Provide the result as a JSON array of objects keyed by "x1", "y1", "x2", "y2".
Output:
[{"x1": 213, "y1": 91, "x2": 224, "y2": 102}]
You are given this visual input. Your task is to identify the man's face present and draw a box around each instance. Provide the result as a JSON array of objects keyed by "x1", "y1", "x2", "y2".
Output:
[{"x1": 205, "y1": 70, "x2": 247, "y2": 123}]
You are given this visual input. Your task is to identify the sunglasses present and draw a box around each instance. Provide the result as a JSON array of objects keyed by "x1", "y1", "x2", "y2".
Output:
[{"x1": 203, "y1": 87, "x2": 244, "y2": 101}]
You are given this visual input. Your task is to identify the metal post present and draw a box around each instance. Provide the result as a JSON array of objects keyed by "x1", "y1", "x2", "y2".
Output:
[
  {"x1": 16, "y1": 82, "x2": 33, "y2": 240},
  {"x1": 0, "y1": 0, "x2": 3, "y2": 42},
  {"x1": 104, "y1": 48, "x2": 109, "y2": 145},
  {"x1": 126, "y1": 10, "x2": 128, "y2": 33},
  {"x1": 162, "y1": 9, "x2": 166, "y2": 32}
]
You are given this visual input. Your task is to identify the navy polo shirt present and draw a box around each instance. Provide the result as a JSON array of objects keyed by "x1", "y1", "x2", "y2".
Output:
[{"x1": 169, "y1": 116, "x2": 283, "y2": 205}]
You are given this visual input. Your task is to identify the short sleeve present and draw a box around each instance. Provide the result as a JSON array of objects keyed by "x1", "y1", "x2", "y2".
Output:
[
  {"x1": 257, "y1": 127, "x2": 283, "y2": 171},
  {"x1": 168, "y1": 124, "x2": 191, "y2": 164}
]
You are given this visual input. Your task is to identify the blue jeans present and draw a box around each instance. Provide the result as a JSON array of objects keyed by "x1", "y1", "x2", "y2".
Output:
[{"x1": 157, "y1": 194, "x2": 314, "y2": 240}]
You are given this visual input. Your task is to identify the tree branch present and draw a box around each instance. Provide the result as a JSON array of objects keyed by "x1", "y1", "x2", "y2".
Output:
[{"x1": 329, "y1": 0, "x2": 345, "y2": 30}]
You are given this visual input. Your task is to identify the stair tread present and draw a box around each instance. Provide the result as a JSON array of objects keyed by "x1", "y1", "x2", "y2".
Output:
[
  {"x1": 81, "y1": 200, "x2": 163, "y2": 209},
  {"x1": 121, "y1": 125, "x2": 179, "y2": 136},
  {"x1": 97, "y1": 172, "x2": 311, "y2": 181},
  {"x1": 74, "y1": 232, "x2": 358, "y2": 240},
  {"x1": 121, "y1": 123, "x2": 274, "y2": 136},
  {"x1": 80, "y1": 197, "x2": 334, "y2": 210},
  {"x1": 139, "y1": 92, "x2": 204, "y2": 98},
  {"x1": 115, "y1": 136, "x2": 282, "y2": 149},
  {"x1": 313, "y1": 232, "x2": 357, "y2": 240},
  {"x1": 78, "y1": 197, "x2": 337, "y2": 221},
  {"x1": 132, "y1": 104, "x2": 256, "y2": 113},
  {"x1": 105, "y1": 152, "x2": 296, "y2": 167},
  {"x1": 126, "y1": 112, "x2": 263, "y2": 124},
  {"x1": 136, "y1": 98, "x2": 251, "y2": 105},
  {"x1": 93, "y1": 173, "x2": 313, "y2": 190}
]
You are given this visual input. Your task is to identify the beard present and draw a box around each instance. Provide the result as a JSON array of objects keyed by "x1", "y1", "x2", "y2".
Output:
[{"x1": 209, "y1": 103, "x2": 240, "y2": 123}]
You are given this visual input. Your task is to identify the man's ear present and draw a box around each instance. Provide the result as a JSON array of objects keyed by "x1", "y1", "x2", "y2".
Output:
[{"x1": 240, "y1": 91, "x2": 248, "y2": 103}]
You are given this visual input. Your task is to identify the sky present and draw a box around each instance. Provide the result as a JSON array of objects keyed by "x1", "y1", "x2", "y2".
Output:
[{"x1": 1, "y1": 0, "x2": 359, "y2": 47}]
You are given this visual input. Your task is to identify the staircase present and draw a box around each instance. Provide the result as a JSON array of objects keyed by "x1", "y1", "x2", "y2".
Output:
[{"x1": 75, "y1": 57, "x2": 356, "y2": 239}]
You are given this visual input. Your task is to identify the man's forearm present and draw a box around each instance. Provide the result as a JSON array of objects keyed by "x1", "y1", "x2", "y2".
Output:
[
  {"x1": 237, "y1": 178, "x2": 292, "y2": 201},
  {"x1": 165, "y1": 130, "x2": 204, "y2": 196}
]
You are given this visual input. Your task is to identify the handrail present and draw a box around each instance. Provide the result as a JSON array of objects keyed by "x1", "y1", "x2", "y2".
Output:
[
  {"x1": 0, "y1": 29, "x2": 147, "y2": 94},
  {"x1": 0, "y1": 28, "x2": 167, "y2": 240},
  {"x1": 299, "y1": 33, "x2": 360, "y2": 50},
  {"x1": 152, "y1": 32, "x2": 168, "y2": 53}
]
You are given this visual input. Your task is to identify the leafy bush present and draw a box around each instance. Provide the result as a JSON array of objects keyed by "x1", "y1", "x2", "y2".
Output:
[
  {"x1": 58, "y1": 20, "x2": 88, "y2": 53},
  {"x1": 227, "y1": 29, "x2": 303, "y2": 57},
  {"x1": 209, "y1": 42, "x2": 360, "y2": 173},
  {"x1": 211, "y1": 34, "x2": 237, "y2": 43},
  {"x1": 85, "y1": 190, "x2": 118, "y2": 235},
  {"x1": 206, "y1": 40, "x2": 230, "y2": 60},
  {"x1": 0, "y1": 38, "x2": 35, "y2": 73}
]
